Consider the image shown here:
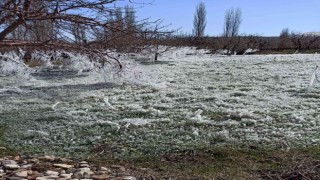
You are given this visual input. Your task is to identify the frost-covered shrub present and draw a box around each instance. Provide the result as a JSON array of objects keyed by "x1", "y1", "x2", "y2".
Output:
[
  {"x1": 0, "y1": 52, "x2": 34, "y2": 78},
  {"x1": 82, "y1": 54, "x2": 162, "y2": 86},
  {"x1": 65, "y1": 53, "x2": 94, "y2": 72}
]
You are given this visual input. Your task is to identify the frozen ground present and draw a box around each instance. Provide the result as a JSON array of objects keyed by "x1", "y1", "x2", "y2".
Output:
[{"x1": 1, "y1": 47, "x2": 320, "y2": 157}]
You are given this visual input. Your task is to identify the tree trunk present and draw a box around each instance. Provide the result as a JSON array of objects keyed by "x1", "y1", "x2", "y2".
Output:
[
  {"x1": 154, "y1": 44, "x2": 159, "y2": 61},
  {"x1": 154, "y1": 52, "x2": 159, "y2": 61},
  {"x1": 0, "y1": 18, "x2": 24, "y2": 41}
]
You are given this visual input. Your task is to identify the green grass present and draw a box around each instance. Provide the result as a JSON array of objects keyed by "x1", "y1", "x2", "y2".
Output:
[
  {"x1": 203, "y1": 110, "x2": 232, "y2": 121},
  {"x1": 89, "y1": 146, "x2": 320, "y2": 179},
  {"x1": 0, "y1": 127, "x2": 17, "y2": 157},
  {"x1": 1, "y1": 120, "x2": 320, "y2": 180}
]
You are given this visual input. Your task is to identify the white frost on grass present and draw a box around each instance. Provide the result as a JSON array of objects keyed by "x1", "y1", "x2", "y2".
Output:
[
  {"x1": 3, "y1": 47, "x2": 320, "y2": 155},
  {"x1": 308, "y1": 65, "x2": 320, "y2": 88},
  {"x1": 191, "y1": 109, "x2": 203, "y2": 121},
  {"x1": 213, "y1": 129, "x2": 230, "y2": 141},
  {"x1": 102, "y1": 97, "x2": 116, "y2": 109},
  {"x1": 51, "y1": 102, "x2": 60, "y2": 110},
  {"x1": 120, "y1": 118, "x2": 155, "y2": 126},
  {"x1": 26, "y1": 130, "x2": 49, "y2": 136}
]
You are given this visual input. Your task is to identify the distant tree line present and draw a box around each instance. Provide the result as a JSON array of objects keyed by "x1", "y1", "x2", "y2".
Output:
[
  {"x1": 160, "y1": 32, "x2": 320, "y2": 55},
  {"x1": 181, "y1": 2, "x2": 320, "y2": 54}
]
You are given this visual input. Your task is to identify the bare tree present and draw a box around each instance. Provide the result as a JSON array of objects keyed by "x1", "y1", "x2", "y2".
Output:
[
  {"x1": 113, "y1": 7, "x2": 124, "y2": 31},
  {"x1": 0, "y1": 0, "x2": 169, "y2": 69},
  {"x1": 223, "y1": 8, "x2": 242, "y2": 37},
  {"x1": 278, "y1": 28, "x2": 291, "y2": 50},
  {"x1": 193, "y1": 2, "x2": 206, "y2": 37},
  {"x1": 221, "y1": 8, "x2": 242, "y2": 55},
  {"x1": 280, "y1": 28, "x2": 290, "y2": 38},
  {"x1": 70, "y1": 22, "x2": 87, "y2": 45},
  {"x1": 124, "y1": 6, "x2": 136, "y2": 30},
  {"x1": 138, "y1": 20, "x2": 174, "y2": 61},
  {"x1": 289, "y1": 32, "x2": 320, "y2": 53}
]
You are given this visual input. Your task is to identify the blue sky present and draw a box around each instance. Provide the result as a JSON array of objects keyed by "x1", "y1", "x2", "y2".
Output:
[{"x1": 120, "y1": 0, "x2": 320, "y2": 36}]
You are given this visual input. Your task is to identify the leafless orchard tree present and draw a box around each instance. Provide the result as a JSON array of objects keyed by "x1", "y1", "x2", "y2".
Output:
[
  {"x1": 193, "y1": 2, "x2": 206, "y2": 38},
  {"x1": 277, "y1": 28, "x2": 320, "y2": 53},
  {"x1": 289, "y1": 32, "x2": 320, "y2": 53},
  {"x1": 139, "y1": 21, "x2": 174, "y2": 61},
  {"x1": 230, "y1": 35, "x2": 266, "y2": 54},
  {"x1": 0, "y1": 0, "x2": 168, "y2": 69}
]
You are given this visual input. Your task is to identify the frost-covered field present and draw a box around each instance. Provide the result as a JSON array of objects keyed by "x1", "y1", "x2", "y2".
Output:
[{"x1": 1, "y1": 47, "x2": 320, "y2": 157}]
